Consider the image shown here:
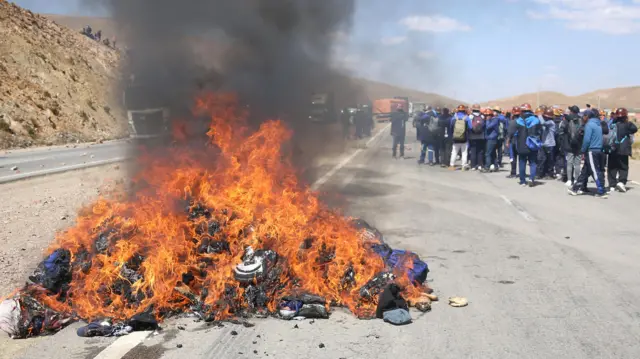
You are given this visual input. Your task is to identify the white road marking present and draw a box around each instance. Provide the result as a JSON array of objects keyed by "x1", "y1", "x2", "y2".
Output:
[
  {"x1": 0, "y1": 157, "x2": 128, "y2": 184},
  {"x1": 500, "y1": 195, "x2": 535, "y2": 222},
  {"x1": 93, "y1": 331, "x2": 153, "y2": 359},
  {"x1": 310, "y1": 123, "x2": 390, "y2": 190}
]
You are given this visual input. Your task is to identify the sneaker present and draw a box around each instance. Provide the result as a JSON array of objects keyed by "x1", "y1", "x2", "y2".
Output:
[
  {"x1": 528, "y1": 181, "x2": 535, "y2": 188},
  {"x1": 471, "y1": 167, "x2": 477, "y2": 171},
  {"x1": 565, "y1": 180, "x2": 572, "y2": 187},
  {"x1": 506, "y1": 174, "x2": 517, "y2": 179},
  {"x1": 616, "y1": 182, "x2": 627, "y2": 193},
  {"x1": 595, "y1": 193, "x2": 608, "y2": 199},
  {"x1": 480, "y1": 168, "x2": 489, "y2": 173},
  {"x1": 577, "y1": 189, "x2": 585, "y2": 195},
  {"x1": 567, "y1": 188, "x2": 578, "y2": 196},
  {"x1": 520, "y1": 182, "x2": 527, "y2": 187},
  {"x1": 489, "y1": 164, "x2": 495, "y2": 171}
]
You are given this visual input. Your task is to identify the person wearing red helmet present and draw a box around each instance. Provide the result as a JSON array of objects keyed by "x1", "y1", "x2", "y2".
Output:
[
  {"x1": 606, "y1": 108, "x2": 637, "y2": 192},
  {"x1": 537, "y1": 108, "x2": 557, "y2": 179},
  {"x1": 467, "y1": 104, "x2": 486, "y2": 170},
  {"x1": 505, "y1": 106, "x2": 521, "y2": 178},
  {"x1": 558, "y1": 105, "x2": 583, "y2": 187},
  {"x1": 449, "y1": 104, "x2": 470, "y2": 169},
  {"x1": 568, "y1": 108, "x2": 607, "y2": 198},
  {"x1": 514, "y1": 103, "x2": 543, "y2": 187},
  {"x1": 390, "y1": 103, "x2": 408, "y2": 158}
]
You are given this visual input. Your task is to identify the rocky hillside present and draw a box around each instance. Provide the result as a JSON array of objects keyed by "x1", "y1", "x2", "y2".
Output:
[{"x1": 0, "y1": 1, "x2": 127, "y2": 149}]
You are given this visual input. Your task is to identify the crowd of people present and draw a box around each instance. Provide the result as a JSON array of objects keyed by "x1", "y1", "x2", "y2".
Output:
[
  {"x1": 389, "y1": 103, "x2": 638, "y2": 199},
  {"x1": 81, "y1": 25, "x2": 117, "y2": 49}
]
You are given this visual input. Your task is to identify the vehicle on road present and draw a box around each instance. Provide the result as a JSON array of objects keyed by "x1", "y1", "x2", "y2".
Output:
[
  {"x1": 309, "y1": 93, "x2": 337, "y2": 124},
  {"x1": 123, "y1": 82, "x2": 170, "y2": 139}
]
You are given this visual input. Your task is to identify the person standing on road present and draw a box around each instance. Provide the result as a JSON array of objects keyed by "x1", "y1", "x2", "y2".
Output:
[
  {"x1": 439, "y1": 107, "x2": 453, "y2": 168},
  {"x1": 391, "y1": 104, "x2": 408, "y2": 159},
  {"x1": 515, "y1": 103, "x2": 542, "y2": 187},
  {"x1": 606, "y1": 108, "x2": 637, "y2": 193},
  {"x1": 482, "y1": 108, "x2": 499, "y2": 172},
  {"x1": 449, "y1": 105, "x2": 470, "y2": 170},
  {"x1": 537, "y1": 108, "x2": 557, "y2": 179},
  {"x1": 568, "y1": 109, "x2": 608, "y2": 198},
  {"x1": 552, "y1": 107, "x2": 566, "y2": 180},
  {"x1": 422, "y1": 106, "x2": 441, "y2": 165},
  {"x1": 467, "y1": 104, "x2": 486, "y2": 170},
  {"x1": 340, "y1": 107, "x2": 352, "y2": 140},
  {"x1": 493, "y1": 106, "x2": 507, "y2": 169},
  {"x1": 506, "y1": 106, "x2": 521, "y2": 178},
  {"x1": 559, "y1": 105, "x2": 583, "y2": 187}
]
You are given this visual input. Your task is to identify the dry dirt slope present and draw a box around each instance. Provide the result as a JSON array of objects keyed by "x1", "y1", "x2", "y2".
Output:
[
  {"x1": 484, "y1": 87, "x2": 640, "y2": 110},
  {"x1": 0, "y1": 1, "x2": 127, "y2": 149}
]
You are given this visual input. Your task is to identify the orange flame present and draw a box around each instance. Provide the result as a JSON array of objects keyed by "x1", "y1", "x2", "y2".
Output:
[{"x1": 31, "y1": 92, "x2": 424, "y2": 321}]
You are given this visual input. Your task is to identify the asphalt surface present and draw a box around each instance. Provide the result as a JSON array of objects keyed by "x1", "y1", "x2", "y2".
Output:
[
  {"x1": 0, "y1": 140, "x2": 130, "y2": 183},
  {"x1": 4, "y1": 130, "x2": 640, "y2": 359}
]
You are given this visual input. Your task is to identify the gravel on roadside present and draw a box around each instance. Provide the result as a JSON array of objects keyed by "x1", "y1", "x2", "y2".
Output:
[{"x1": 0, "y1": 165, "x2": 126, "y2": 297}]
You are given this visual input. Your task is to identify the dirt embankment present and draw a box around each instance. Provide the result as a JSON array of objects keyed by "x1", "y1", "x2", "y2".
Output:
[{"x1": 0, "y1": 1, "x2": 127, "y2": 149}]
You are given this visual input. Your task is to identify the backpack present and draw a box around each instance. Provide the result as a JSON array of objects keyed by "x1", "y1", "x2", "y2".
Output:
[
  {"x1": 471, "y1": 114, "x2": 484, "y2": 134},
  {"x1": 453, "y1": 115, "x2": 466, "y2": 141},
  {"x1": 568, "y1": 118, "x2": 582, "y2": 147},
  {"x1": 427, "y1": 113, "x2": 439, "y2": 133},
  {"x1": 604, "y1": 123, "x2": 627, "y2": 153},
  {"x1": 522, "y1": 116, "x2": 542, "y2": 151},
  {"x1": 497, "y1": 121, "x2": 505, "y2": 140}
]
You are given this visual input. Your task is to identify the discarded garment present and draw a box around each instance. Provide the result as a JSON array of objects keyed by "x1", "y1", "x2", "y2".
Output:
[
  {"x1": 281, "y1": 293, "x2": 326, "y2": 305},
  {"x1": 297, "y1": 304, "x2": 328, "y2": 319},
  {"x1": 127, "y1": 313, "x2": 159, "y2": 331},
  {"x1": 359, "y1": 272, "x2": 395, "y2": 301},
  {"x1": 77, "y1": 320, "x2": 133, "y2": 337},
  {"x1": 0, "y1": 299, "x2": 20, "y2": 338},
  {"x1": 376, "y1": 284, "x2": 408, "y2": 319},
  {"x1": 7, "y1": 294, "x2": 73, "y2": 339},
  {"x1": 382, "y1": 308, "x2": 412, "y2": 326},
  {"x1": 28, "y1": 249, "x2": 72, "y2": 293},
  {"x1": 385, "y1": 250, "x2": 429, "y2": 285},
  {"x1": 278, "y1": 300, "x2": 303, "y2": 320}
]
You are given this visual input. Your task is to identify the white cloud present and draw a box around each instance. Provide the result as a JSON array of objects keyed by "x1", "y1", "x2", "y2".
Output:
[
  {"x1": 528, "y1": 0, "x2": 640, "y2": 34},
  {"x1": 380, "y1": 36, "x2": 407, "y2": 45},
  {"x1": 417, "y1": 51, "x2": 435, "y2": 59},
  {"x1": 400, "y1": 15, "x2": 471, "y2": 32}
]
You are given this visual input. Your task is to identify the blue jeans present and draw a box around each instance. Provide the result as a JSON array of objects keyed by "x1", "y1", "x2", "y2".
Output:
[
  {"x1": 519, "y1": 151, "x2": 537, "y2": 184},
  {"x1": 484, "y1": 139, "x2": 497, "y2": 169}
]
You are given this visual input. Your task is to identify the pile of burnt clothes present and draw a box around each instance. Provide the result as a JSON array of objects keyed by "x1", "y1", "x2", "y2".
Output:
[
  {"x1": 351, "y1": 219, "x2": 430, "y2": 325},
  {"x1": 0, "y1": 248, "x2": 159, "y2": 339}
]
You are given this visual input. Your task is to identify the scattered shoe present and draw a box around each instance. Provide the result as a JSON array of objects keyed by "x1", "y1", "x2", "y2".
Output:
[
  {"x1": 595, "y1": 193, "x2": 608, "y2": 199},
  {"x1": 565, "y1": 180, "x2": 572, "y2": 187},
  {"x1": 616, "y1": 182, "x2": 627, "y2": 193},
  {"x1": 489, "y1": 164, "x2": 495, "y2": 172},
  {"x1": 567, "y1": 188, "x2": 578, "y2": 196}
]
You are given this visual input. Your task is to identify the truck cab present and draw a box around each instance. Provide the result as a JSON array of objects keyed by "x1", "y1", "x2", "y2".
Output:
[{"x1": 122, "y1": 82, "x2": 170, "y2": 140}]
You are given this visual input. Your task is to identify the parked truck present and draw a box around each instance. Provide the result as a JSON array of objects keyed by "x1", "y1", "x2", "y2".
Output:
[
  {"x1": 123, "y1": 82, "x2": 170, "y2": 139},
  {"x1": 308, "y1": 93, "x2": 337, "y2": 123},
  {"x1": 373, "y1": 98, "x2": 408, "y2": 122}
]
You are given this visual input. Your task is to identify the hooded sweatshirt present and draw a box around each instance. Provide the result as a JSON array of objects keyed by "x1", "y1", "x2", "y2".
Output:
[
  {"x1": 515, "y1": 111, "x2": 542, "y2": 155},
  {"x1": 484, "y1": 115, "x2": 500, "y2": 140},
  {"x1": 541, "y1": 116, "x2": 556, "y2": 147},
  {"x1": 581, "y1": 117, "x2": 603, "y2": 153}
]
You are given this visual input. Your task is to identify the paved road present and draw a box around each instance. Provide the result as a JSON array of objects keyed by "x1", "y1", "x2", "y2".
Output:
[
  {"x1": 5, "y1": 130, "x2": 640, "y2": 359},
  {"x1": 0, "y1": 140, "x2": 131, "y2": 183}
]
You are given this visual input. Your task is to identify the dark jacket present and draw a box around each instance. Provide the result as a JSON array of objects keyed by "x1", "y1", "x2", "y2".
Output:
[
  {"x1": 611, "y1": 119, "x2": 638, "y2": 156},
  {"x1": 418, "y1": 110, "x2": 440, "y2": 144},
  {"x1": 581, "y1": 117, "x2": 603, "y2": 153},
  {"x1": 559, "y1": 114, "x2": 582, "y2": 153},
  {"x1": 390, "y1": 110, "x2": 408, "y2": 138},
  {"x1": 467, "y1": 111, "x2": 486, "y2": 140},
  {"x1": 506, "y1": 117, "x2": 518, "y2": 143},
  {"x1": 484, "y1": 116, "x2": 500, "y2": 140},
  {"x1": 439, "y1": 114, "x2": 453, "y2": 141},
  {"x1": 515, "y1": 112, "x2": 542, "y2": 155}
]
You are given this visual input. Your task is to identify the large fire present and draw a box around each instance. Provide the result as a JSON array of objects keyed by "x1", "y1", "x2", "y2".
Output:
[{"x1": 23, "y1": 92, "x2": 427, "y2": 324}]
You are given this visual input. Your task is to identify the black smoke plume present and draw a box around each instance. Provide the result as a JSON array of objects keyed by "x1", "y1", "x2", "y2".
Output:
[{"x1": 85, "y1": 0, "x2": 362, "y2": 145}]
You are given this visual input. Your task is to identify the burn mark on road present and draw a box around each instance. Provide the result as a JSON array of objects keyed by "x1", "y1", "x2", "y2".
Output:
[
  {"x1": 497, "y1": 280, "x2": 515, "y2": 285},
  {"x1": 452, "y1": 250, "x2": 466, "y2": 254},
  {"x1": 507, "y1": 255, "x2": 520, "y2": 260}
]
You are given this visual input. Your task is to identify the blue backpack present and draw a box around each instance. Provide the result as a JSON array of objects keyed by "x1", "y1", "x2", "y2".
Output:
[{"x1": 521, "y1": 115, "x2": 542, "y2": 151}]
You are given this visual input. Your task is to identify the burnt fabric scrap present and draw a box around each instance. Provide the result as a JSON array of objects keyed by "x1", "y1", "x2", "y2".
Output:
[
  {"x1": 28, "y1": 249, "x2": 72, "y2": 293},
  {"x1": 359, "y1": 272, "x2": 396, "y2": 301},
  {"x1": 77, "y1": 320, "x2": 132, "y2": 337},
  {"x1": 3, "y1": 294, "x2": 73, "y2": 338},
  {"x1": 279, "y1": 294, "x2": 328, "y2": 319},
  {"x1": 376, "y1": 284, "x2": 408, "y2": 319},
  {"x1": 382, "y1": 309, "x2": 412, "y2": 326}
]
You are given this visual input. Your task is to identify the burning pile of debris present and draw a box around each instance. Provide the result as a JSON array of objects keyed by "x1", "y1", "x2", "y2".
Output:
[{"x1": 0, "y1": 93, "x2": 433, "y2": 339}]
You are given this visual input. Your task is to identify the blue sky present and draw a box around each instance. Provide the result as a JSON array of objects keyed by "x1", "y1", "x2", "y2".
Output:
[{"x1": 15, "y1": 0, "x2": 640, "y2": 102}]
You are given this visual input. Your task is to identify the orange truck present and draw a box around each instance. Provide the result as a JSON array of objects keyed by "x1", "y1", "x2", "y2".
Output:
[{"x1": 373, "y1": 98, "x2": 408, "y2": 121}]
